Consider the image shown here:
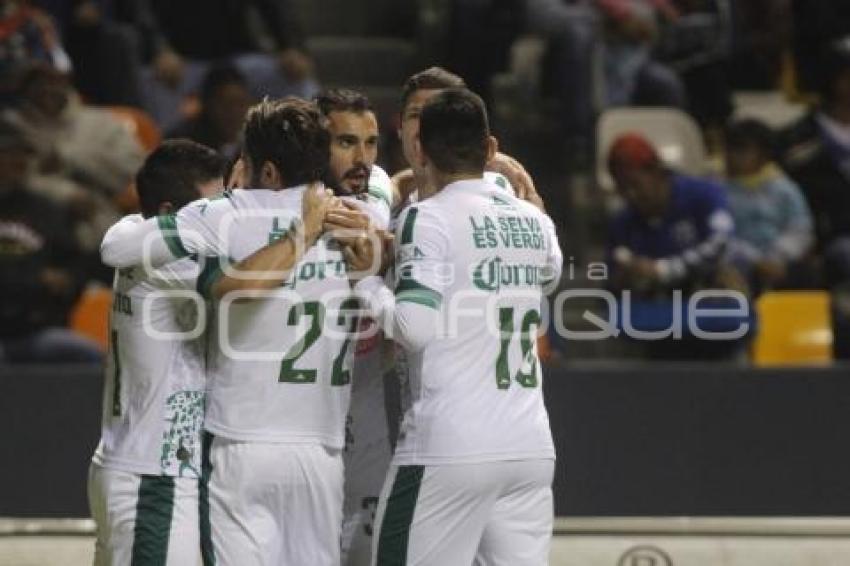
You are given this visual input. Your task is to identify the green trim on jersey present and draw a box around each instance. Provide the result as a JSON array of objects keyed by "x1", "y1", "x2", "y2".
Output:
[
  {"x1": 197, "y1": 257, "x2": 225, "y2": 300},
  {"x1": 131, "y1": 475, "x2": 175, "y2": 566},
  {"x1": 157, "y1": 215, "x2": 190, "y2": 259},
  {"x1": 492, "y1": 173, "x2": 508, "y2": 190},
  {"x1": 396, "y1": 289, "x2": 441, "y2": 309},
  {"x1": 368, "y1": 185, "x2": 392, "y2": 207},
  {"x1": 396, "y1": 277, "x2": 442, "y2": 309},
  {"x1": 110, "y1": 330, "x2": 122, "y2": 416},
  {"x1": 396, "y1": 288, "x2": 441, "y2": 310},
  {"x1": 400, "y1": 208, "x2": 418, "y2": 245},
  {"x1": 376, "y1": 465, "x2": 424, "y2": 566}
]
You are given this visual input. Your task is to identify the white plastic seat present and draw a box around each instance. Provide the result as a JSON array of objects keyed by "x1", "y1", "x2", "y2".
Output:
[{"x1": 596, "y1": 107, "x2": 707, "y2": 192}]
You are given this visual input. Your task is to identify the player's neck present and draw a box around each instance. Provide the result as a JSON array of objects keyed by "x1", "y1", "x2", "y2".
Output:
[{"x1": 431, "y1": 171, "x2": 481, "y2": 194}]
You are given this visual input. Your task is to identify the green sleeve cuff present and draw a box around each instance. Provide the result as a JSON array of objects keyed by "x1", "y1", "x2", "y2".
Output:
[
  {"x1": 396, "y1": 277, "x2": 442, "y2": 309},
  {"x1": 157, "y1": 214, "x2": 190, "y2": 259}
]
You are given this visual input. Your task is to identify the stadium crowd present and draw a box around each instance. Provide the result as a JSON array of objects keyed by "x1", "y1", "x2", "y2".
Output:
[{"x1": 1, "y1": 0, "x2": 850, "y2": 364}]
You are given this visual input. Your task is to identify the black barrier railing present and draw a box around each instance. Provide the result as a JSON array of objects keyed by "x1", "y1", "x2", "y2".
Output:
[{"x1": 1, "y1": 363, "x2": 849, "y2": 517}]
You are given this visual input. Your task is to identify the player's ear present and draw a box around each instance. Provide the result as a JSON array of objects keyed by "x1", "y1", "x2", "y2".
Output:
[
  {"x1": 261, "y1": 161, "x2": 282, "y2": 188},
  {"x1": 158, "y1": 201, "x2": 174, "y2": 216},
  {"x1": 485, "y1": 136, "x2": 498, "y2": 163}
]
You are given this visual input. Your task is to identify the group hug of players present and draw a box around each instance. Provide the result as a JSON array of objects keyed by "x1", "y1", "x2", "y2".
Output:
[{"x1": 88, "y1": 66, "x2": 563, "y2": 566}]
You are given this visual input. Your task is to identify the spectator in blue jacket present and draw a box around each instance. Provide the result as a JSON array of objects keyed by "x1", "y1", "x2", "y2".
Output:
[
  {"x1": 606, "y1": 132, "x2": 747, "y2": 359},
  {"x1": 724, "y1": 119, "x2": 814, "y2": 293},
  {"x1": 608, "y1": 132, "x2": 735, "y2": 298}
]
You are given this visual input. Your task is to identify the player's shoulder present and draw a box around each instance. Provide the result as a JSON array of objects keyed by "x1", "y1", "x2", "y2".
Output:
[
  {"x1": 368, "y1": 165, "x2": 393, "y2": 199},
  {"x1": 483, "y1": 171, "x2": 516, "y2": 196},
  {"x1": 492, "y1": 188, "x2": 558, "y2": 237},
  {"x1": 180, "y1": 189, "x2": 238, "y2": 216},
  {"x1": 394, "y1": 198, "x2": 448, "y2": 242}
]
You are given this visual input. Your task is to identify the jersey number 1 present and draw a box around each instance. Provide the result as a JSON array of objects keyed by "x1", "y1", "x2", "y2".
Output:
[{"x1": 496, "y1": 307, "x2": 541, "y2": 389}]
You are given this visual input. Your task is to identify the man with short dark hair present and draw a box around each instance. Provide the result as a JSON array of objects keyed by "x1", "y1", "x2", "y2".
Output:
[
  {"x1": 313, "y1": 87, "x2": 398, "y2": 566},
  {"x1": 136, "y1": 139, "x2": 225, "y2": 217},
  {"x1": 89, "y1": 138, "x2": 223, "y2": 566},
  {"x1": 100, "y1": 97, "x2": 357, "y2": 565},
  {"x1": 315, "y1": 88, "x2": 391, "y2": 216},
  {"x1": 349, "y1": 88, "x2": 562, "y2": 565},
  {"x1": 395, "y1": 66, "x2": 545, "y2": 210}
]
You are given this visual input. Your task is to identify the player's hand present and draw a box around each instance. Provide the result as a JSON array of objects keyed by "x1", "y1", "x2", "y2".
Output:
[
  {"x1": 486, "y1": 151, "x2": 546, "y2": 212},
  {"x1": 323, "y1": 201, "x2": 372, "y2": 246},
  {"x1": 301, "y1": 183, "x2": 336, "y2": 246},
  {"x1": 342, "y1": 229, "x2": 394, "y2": 281}
]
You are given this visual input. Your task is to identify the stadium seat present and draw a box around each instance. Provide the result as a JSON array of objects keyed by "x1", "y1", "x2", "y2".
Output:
[
  {"x1": 105, "y1": 106, "x2": 162, "y2": 153},
  {"x1": 69, "y1": 287, "x2": 112, "y2": 352},
  {"x1": 732, "y1": 91, "x2": 807, "y2": 130},
  {"x1": 751, "y1": 291, "x2": 833, "y2": 367},
  {"x1": 596, "y1": 107, "x2": 707, "y2": 192}
]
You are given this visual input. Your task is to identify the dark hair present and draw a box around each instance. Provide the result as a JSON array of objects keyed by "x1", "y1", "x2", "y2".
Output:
[
  {"x1": 200, "y1": 63, "x2": 247, "y2": 103},
  {"x1": 223, "y1": 147, "x2": 242, "y2": 187},
  {"x1": 400, "y1": 67, "x2": 466, "y2": 113},
  {"x1": 419, "y1": 87, "x2": 489, "y2": 175},
  {"x1": 725, "y1": 119, "x2": 775, "y2": 157},
  {"x1": 242, "y1": 97, "x2": 330, "y2": 187},
  {"x1": 136, "y1": 139, "x2": 224, "y2": 218},
  {"x1": 315, "y1": 88, "x2": 372, "y2": 116}
]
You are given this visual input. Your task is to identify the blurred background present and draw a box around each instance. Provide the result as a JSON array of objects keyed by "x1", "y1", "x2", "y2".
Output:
[{"x1": 2, "y1": 0, "x2": 850, "y2": 564}]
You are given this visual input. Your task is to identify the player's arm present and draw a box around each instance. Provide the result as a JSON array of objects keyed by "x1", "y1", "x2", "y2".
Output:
[
  {"x1": 486, "y1": 149, "x2": 546, "y2": 211},
  {"x1": 352, "y1": 206, "x2": 449, "y2": 352},
  {"x1": 100, "y1": 213, "x2": 176, "y2": 268},
  {"x1": 207, "y1": 186, "x2": 334, "y2": 299},
  {"x1": 101, "y1": 197, "x2": 227, "y2": 269}
]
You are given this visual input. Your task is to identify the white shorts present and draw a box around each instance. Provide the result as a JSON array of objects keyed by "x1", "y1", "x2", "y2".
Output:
[
  {"x1": 371, "y1": 459, "x2": 554, "y2": 566},
  {"x1": 87, "y1": 463, "x2": 200, "y2": 566},
  {"x1": 201, "y1": 432, "x2": 344, "y2": 566}
]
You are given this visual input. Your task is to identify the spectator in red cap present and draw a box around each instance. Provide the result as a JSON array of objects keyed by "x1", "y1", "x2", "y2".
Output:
[{"x1": 606, "y1": 132, "x2": 744, "y2": 359}]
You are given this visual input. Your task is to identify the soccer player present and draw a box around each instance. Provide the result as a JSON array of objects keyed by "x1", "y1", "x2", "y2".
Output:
[
  {"x1": 100, "y1": 98, "x2": 357, "y2": 566},
  {"x1": 394, "y1": 67, "x2": 545, "y2": 211},
  {"x1": 348, "y1": 88, "x2": 563, "y2": 565},
  {"x1": 88, "y1": 139, "x2": 224, "y2": 566},
  {"x1": 335, "y1": 70, "x2": 537, "y2": 566},
  {"x1": 316, "y1": 88, "x2": 393, "y2": 224},
  {"x1": 312, "y1": 88, "x2": 399, "y2": 565}
]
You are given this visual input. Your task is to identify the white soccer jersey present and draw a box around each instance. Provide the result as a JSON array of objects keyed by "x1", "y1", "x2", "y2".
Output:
[
  {"x1": 94, "y1": 215, "x2": 206, "y2": 478},
  {"x1": 359, "y1": 176, "x2": 563, "y2": 465},
  {"x1": 163, "y1": 185, "x2": 356, "y2": 447},
  {"x1": 359, "y1": 164, "x2": 393, "y2": 227},
  {"x1": 341, "y1": 166, "x2": 396, "y2": 491},
  {"x1": 403, "y1": 171, "x2": 514, "y2": 209}
]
